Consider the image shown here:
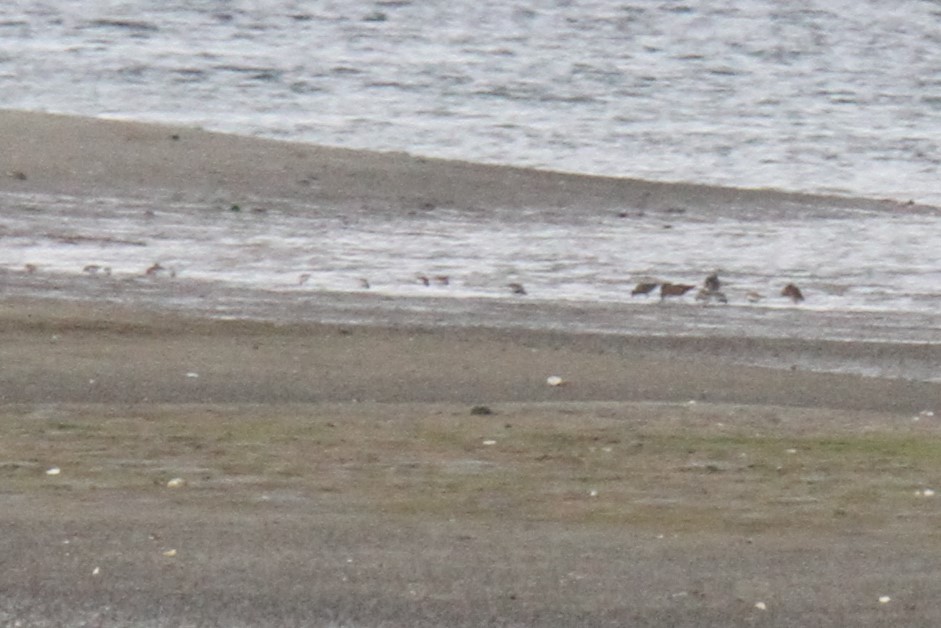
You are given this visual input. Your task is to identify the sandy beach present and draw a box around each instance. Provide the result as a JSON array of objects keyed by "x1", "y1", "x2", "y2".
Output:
[{"x1": 1, "y1": 111, "x2": 940, "y2": 627}]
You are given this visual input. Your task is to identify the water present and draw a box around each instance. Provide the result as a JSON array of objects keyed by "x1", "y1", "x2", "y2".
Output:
[{"x1": 2, "y1": 0, "x2": 941, "y2": 204}]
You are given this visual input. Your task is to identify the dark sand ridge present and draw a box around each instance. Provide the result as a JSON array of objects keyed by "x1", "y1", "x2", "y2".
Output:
[
  {"x1": 0, "y1": 298, "x2": 937, "y2": 413},
  {"x1": 2, "y1": 109, "x2": 932, "y2": 215}
]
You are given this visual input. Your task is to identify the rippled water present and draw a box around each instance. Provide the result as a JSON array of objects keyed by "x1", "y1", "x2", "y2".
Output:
[{"x1": 2, "y1": 0, "x2": 941, "y2": 203}]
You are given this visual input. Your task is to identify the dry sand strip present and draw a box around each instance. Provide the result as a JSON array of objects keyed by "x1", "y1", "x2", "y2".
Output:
[{"x1": 2, "y1": 108, "x2": 932, "y2": 215}]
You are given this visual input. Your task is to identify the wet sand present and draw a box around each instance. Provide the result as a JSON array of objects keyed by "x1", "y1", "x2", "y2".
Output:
[
  {"x1": 3, "y1": 108, "x2": 929, "y2": 215},
  {"x1": 1, "y1": 111, "x2": 940, "y2": 626}
]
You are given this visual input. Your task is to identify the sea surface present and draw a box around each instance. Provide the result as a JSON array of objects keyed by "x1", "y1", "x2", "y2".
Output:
[{"x1": 0, "y1": 1, "x2": 939, "y2": 380}]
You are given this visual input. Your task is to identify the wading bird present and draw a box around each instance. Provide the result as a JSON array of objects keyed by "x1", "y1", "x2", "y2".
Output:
[
  {"x1": 631, "y1": 282, "x2": 659, "y2": 297},
  {"x1": 781, "y1": 283, "x2": 804, "y2": 303},
  {"x1": 659, "y1": 282, "x2": 696, "y2": 300}
]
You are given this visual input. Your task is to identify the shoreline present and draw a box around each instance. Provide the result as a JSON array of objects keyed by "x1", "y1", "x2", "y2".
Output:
[{"x1": 2, "y1": 264, "x2": 939, "y2": 382}]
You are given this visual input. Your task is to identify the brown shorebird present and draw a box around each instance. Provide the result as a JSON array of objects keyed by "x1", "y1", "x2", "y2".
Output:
[
  {"x1": 659, "y1": 282, "x2": 696, "y2": 300},
  {"x1": 782, "y1": 283, "x2": 804, "y2": 303},
  {"x1": 145, "y1": 262, "x2": 165, "y2": 276},
  {"x1": 298, "y1": 273, "x2": 311, "y2": 286},
  {"x1": 416, "y1": 274, "x2": 430, "y2": 286},
  {"x1": 508, "y1": 282, "x2": 527, "y2": 295},
  {"x1": 433, "y1": 275, "x2": 450, "y2": 286},
  {"x1": 358, "y1": 278, "x2": 371, "y2": 289},
  {"x1": 631, "y1": 282, "x2": 659, "y2": 297}
]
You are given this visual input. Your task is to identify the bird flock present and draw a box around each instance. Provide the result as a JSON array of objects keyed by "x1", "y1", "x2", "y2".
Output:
[
  {"x1": 363, "y1": 269, "x2": 804, "y2": 304},
  {"x1": 21, "y1": 262, "x2": 806, "y2": 305},
  {"x1": 631, "y1": 273, "x2": 805, "y2": 304}
]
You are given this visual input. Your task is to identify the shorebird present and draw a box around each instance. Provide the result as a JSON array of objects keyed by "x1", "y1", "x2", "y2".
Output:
[
  {"x1": 704, "y1": 272, "x2": 721, "y2": 293},
  {"x1": 417, "y1": 274, "x2": 449, "y2": 286},
  {"x1": 696, "y1": 272, "x2": 727, "y2": 304},
  {"x1": 23, "y1": 263, "x2": 37, "y2": 274},
  {"x1": 631, "y1": 282, "x2": 659, "y2": 297},
  {"x1": 659, "y1": 282, "x2": 696, "y2": 300},
  {"x1": 745, "y1": 291, "x2": 763, "y2": 303},
  {"x1": 298, "y1": 273, "x2": 311, "y2": 286},
  {"x1": 508, "y1": 282, "x2": 527, "y2": 295},
  {"x1": 83, "y1": 264, "x2": 111, "y2": 276},
  {"x1": 358, "y1": 278, "x2": 371, "y2": 289},
  {"x1": 781, "y1": 283, "x2": 804, "y2": 303},
  {"x1": 145, "y1": 262, "x2": 165, "y2": 276}
]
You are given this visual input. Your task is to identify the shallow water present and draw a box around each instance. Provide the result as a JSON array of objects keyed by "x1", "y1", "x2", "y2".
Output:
[
  {"x1": 1, "y1": 190, "x2": 938, "y2": 358},
  {"x1": 2, "y1": 0, "x2": 941, "y2": 204}
]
